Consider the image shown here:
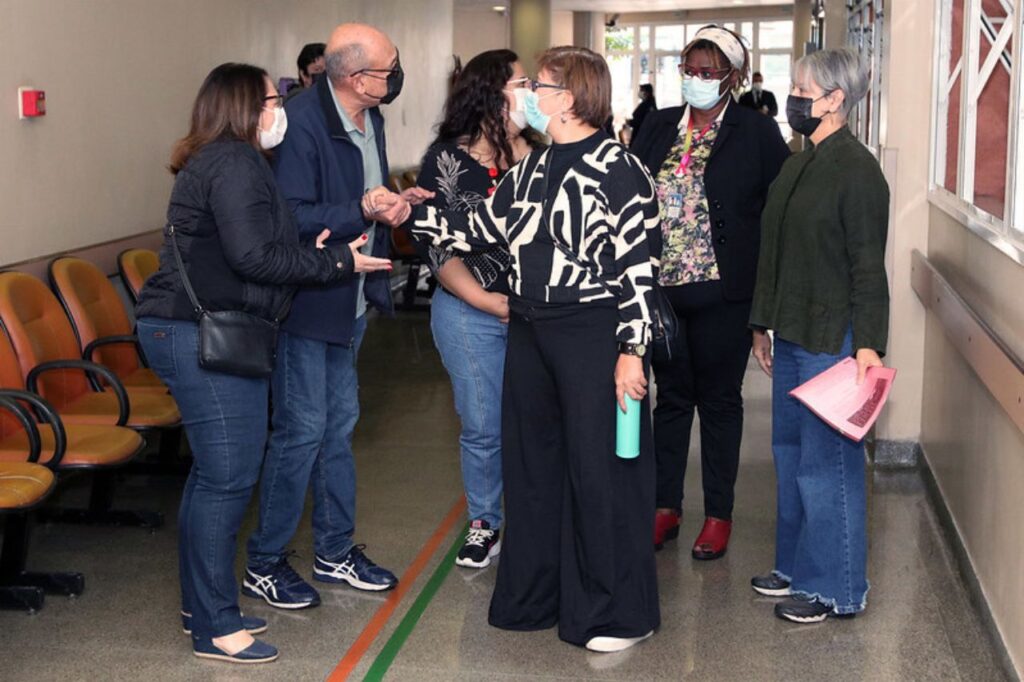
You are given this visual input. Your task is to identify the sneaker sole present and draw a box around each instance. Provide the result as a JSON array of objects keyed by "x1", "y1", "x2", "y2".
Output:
[
  {"x1": 455, "y1": 539, "x2": 502, "y2": 569},
  {"x1": 311, "y1": 568, "x2": 397, "y2": 591},
  {"x1": 751, "y1": 585, "x2": 792, "y2": 597},
  {"x1": 775, "y1": 610, "x2": 830, "y2": 624},
  {"x1": 193, "y1": 650, "x2": 278, "y2": 664},
  {"x1": 241, "y1": 582, "x2": 320, "y2": 610}
]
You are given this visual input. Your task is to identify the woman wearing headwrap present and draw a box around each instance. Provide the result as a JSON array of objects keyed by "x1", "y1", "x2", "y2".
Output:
[{"x1": 631, "y1": 25, "x2": 790, "y2": 560}]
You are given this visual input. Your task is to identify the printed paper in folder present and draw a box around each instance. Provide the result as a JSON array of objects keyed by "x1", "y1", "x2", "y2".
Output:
[{"x1": 788, "y1": 357, "x2": 897, "y2": 442}]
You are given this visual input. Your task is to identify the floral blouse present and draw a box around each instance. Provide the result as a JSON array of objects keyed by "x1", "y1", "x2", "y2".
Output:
[{"x1": 655, "y1": 119, "x2": 721, "y2": 286}]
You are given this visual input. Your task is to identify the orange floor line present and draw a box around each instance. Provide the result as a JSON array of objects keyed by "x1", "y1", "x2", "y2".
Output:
[{"x1": 326, "y1": 495, "x2": 468, "y2": 681}]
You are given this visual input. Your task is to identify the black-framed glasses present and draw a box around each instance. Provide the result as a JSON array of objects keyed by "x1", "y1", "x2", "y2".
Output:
[
  {"x1": 350, "y1": 50, "x2": 402, "y2": 79},
  {"x1": 263, "y1": 94, "x2": 284, "y2": 108},
  {"x1": 678, "y1": 64, "x2": 732, "y2": 82},
  {"x1": 528, "y1": 79, "x2": 565, "y2": 93}
]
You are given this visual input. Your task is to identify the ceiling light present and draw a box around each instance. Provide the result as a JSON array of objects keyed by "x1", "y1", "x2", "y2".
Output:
[{"x1": 492, "y1": 5, "x2": 506, "y2": 11}]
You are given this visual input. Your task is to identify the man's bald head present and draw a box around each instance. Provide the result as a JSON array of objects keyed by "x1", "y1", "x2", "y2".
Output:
[{"x1": 325, "y1": 23, "x2": 395, "y2": 86}]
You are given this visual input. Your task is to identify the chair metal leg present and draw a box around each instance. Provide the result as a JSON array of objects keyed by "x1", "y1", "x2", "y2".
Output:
[
  {"x1": 36, "y1": 472, "x2": 164, "y2": 529},
  {"x1": 0, "y1": 585, "x2": 44, "y2": 613},
  {"x1": 15, "y1": 571, "x2": 84, "y2": 596}
]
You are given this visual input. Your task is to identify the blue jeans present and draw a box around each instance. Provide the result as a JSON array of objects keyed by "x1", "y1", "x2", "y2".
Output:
[
  {"x1": 247, "y1": 315, "x2": 367, "y2": 567},
  {"x1": 137, "y1": 317, "x2": 269, "y2": 640},
  {"x1": 430, "y1": 288, "x2": 507, "y2": 528},
  {"x1": 771, "y1": 330, "x2": 869, "y2": 614}
]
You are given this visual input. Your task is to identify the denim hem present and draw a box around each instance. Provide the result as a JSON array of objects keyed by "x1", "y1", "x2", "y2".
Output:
[
  {"x1": 790, "y1": 585, "x2": 869, "y2": 615},
  {"x1": 318, "y1": 539, "x2": 355, "y2": 561},
  {"x1": 771, "y1": 569, "x2": 793, "y2": 582}
]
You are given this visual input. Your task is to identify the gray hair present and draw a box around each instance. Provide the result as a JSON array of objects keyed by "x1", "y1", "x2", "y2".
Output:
[
  {"x1": 793, "y1": 48, "x2": 869, "y2": 119},
  {"x1": 325, "y1": 42, "x2": 368, "y2": 85}
]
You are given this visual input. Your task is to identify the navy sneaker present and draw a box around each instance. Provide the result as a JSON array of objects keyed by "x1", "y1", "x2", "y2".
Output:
[
  {"x1": 181, "y1": 610, "x2": 268, "y2": 635},
  {"x1": 455, "y1": 520, "x2": 501, "y2": 569},
  {"x1": 192, "y1": 637, "x2": 278, "y2": 664},
  {"x1": 242, "y1": 555, "x2": 321, "y2": 610},
  {"x1": 774, "y1": 595, "x2": 856, "y2": 623},
  {"x1": 751, "y1": 573, "x2": 792, "y2": 597},
  {"x1": 313, "y1": 544, "x2": 398, "y2": 591}
]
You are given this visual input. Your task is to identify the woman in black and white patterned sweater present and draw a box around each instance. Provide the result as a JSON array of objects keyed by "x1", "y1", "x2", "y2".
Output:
[{"x1": 379, "y1": 46, "x2": 662, "y2": 654}]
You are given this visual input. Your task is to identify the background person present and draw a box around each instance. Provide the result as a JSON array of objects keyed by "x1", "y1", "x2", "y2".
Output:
[
  {"x1": 738, "y1": 71, "x2": 778, "y2": 117},
  {"x1": 411, "y1": 49, "x2": 539, "y2": 569},
  {"x1": 749, "y1": 47, "x2": 889, "y2": 624},
  {"x1": 627, "y1": 83, "x2": 657, "y2": 143},
  {"x1": 135, "y1": 62, "x2": 390, "y2": 664},
  {"x1": 631, "y1": 25, "x2": 789, "y2": 561},
  {"x1": 285, "y1": 42, "x2": 326, "y2": 101}
]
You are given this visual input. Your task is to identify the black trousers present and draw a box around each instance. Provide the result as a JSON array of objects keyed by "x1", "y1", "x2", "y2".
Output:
[
  {"x1": 652, "y1": 280, "x2": 752, "y2": 519},
  {"x1": 488, "y1": 302, "x2": 660, "y2": 646}
]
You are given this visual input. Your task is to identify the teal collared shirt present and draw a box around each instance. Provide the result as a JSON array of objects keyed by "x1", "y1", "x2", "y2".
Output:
[{"x1": 330, "y1": 86, "x2": 382, "y2": 318}]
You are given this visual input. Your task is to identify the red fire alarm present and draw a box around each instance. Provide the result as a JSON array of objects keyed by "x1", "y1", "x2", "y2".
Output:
[{"x1": 18, "y1": 88, "x2": 46, "y2": 119}]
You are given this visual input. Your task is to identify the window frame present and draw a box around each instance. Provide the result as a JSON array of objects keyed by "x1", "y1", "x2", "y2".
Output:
[{"x1": 929, "y1": 0, "x2": 1024, "y2": 264}]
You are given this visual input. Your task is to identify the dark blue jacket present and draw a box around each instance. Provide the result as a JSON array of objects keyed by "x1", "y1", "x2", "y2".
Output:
[{"x1": 274, "y1": 75, "x2": 394, "y2": 344}]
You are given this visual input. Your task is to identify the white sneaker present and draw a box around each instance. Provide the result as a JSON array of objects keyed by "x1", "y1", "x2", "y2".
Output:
[{"x1": 585, "y1": 630, "x2": 653, "y2": 653}]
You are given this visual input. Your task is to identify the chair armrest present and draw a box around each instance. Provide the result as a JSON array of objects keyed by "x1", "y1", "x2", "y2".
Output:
[
  {"x1": 83, "y1": 334, "x2": 143, "y2": 364},
  {"x1": 26, "y1": 360, "x2": 130, "y2": 427},
  {"x1": 0, "y1": 395, "x2": 43, "y2": 464},
  {"x1": 0, "y1": 389, "x2": 66, "y2": 469}
]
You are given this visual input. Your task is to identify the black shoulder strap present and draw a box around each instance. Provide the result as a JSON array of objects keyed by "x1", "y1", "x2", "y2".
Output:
[{"x1": 167, "y1": 224, "x2": 204, "y2": 315}]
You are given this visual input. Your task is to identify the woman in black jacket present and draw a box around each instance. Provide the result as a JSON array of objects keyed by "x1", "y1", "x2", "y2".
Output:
[
  {"x1": 135, "y1": 63, "x2": 390, "y2": 665},
  {"x1": 631, "y1": 25, "x2": 789, "y2": 560}
]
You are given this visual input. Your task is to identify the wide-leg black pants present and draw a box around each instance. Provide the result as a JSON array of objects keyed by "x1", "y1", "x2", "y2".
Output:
[{"x1": 488, "y1": 302, "x2": 660, "y2": 646}]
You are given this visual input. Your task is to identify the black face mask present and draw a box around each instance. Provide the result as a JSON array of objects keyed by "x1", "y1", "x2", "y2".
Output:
[
  {"x1": 786, "y1": 93, "x2": 832, "y2": 137},
  {"x1": 379, "y1": 61, "x2": 404, "y2": 104}
]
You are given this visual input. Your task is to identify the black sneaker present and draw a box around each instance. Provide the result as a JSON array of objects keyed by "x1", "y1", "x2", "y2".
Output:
[
  {"x1": 751, "y1": 573, "x2": 792, "y2": 597},
  {"x1": 455, "y1": 520, "x2": 501, "y2": 569},
  {"x1": 774, "y1": 595, "x2": 839, "y2": 623}
]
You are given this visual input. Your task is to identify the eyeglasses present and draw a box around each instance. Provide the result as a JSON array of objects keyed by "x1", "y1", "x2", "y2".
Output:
[
  {"x1": 678, "y1": 64, "x2": 732, "y2": 82},
  {"x1": 350, "y1": 50, "x2": 402, "y2": 80},
  {"x1": 506, "y1": 77, "x2": 529, "y2": 88},
  {"x1": 263, "y1": 94, "x2": 284, "y2": 108},
  {"x1": 528, "y1": 79, "x2": 565, "y2": 93}
]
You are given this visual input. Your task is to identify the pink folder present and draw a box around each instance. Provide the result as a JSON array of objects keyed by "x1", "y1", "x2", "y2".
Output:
[{"x1": 788, "y1": 357, "x2": 897, "y2": 442}]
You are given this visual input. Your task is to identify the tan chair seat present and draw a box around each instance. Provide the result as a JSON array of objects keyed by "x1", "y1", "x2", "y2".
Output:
[
  {"x1": 0, "y1": 462, "x2": 55, "y2": 509},
  {"x1": 121, "y1": 367, "x2": 168, "y2": 393},
  {"x1": 60, "y1": 389, "x2": 181, "y2": 428},
  {"x1": 0, "y1": 424, "x2": 142, "y2": 467}
]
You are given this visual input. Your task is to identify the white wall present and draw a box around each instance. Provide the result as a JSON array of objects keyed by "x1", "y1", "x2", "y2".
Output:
[
  {"x1": 453, "y1": 7, "x2": 510, "y2": 62},
  {"x1": 0, "y1": 0, "x2": 453, "y2": 267},
  {"x1": 551, "y1": 10, "x2": 574, "y2": 46}
]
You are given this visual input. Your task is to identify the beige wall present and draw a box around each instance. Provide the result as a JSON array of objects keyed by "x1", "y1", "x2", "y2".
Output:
[
  {"x1": 921, "y1": 209, "x2": 1024, "y2": 675},
  {"x1": 453, "y1": 7, "x2": 509, "y2": 62},
  {"x1": 551, "y1": 10, "x2": 574, "y2": 47},
  {"x1": 0, "y1": 0, "x2": 453, "y2": 267}
]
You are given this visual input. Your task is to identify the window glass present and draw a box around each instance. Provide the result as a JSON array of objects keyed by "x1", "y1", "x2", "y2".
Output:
[
  {"x1": 972, "y1": 0, "x2": 1012, "y2": 218},
  {"x1": 759, "y1": 20, "x2": 793, "y2": 49},
  {"x1": 655, "y1": 25, "x2": 686, "y2": 52}
]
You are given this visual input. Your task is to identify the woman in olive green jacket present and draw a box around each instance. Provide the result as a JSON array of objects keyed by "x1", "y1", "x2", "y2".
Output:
[{"x1": 747, "y1": 48, "x2": 890, "y2": 625}]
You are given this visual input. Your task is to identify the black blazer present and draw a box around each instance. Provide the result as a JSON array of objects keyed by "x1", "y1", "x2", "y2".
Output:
[
  {"x1": 739, "y1": 89, "x2": 779, "y2": 117},
  {"x1": 630, "y1": 103, "x2": 790, "y2": 301}
]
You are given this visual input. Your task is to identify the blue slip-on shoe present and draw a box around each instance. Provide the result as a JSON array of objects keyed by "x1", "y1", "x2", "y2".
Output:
[
  {"x1": 313, "y1": 544, "x2": 398, "y2": 591},
  {"x1": 242, "y1": 554, "x2": 321, "y2": 610},
  {"x1": 181, "y1": 610, "x2": 268, "y2": 635},
  {"x1": 192, "y1": 637, "x2": 278, "y2": 664}
]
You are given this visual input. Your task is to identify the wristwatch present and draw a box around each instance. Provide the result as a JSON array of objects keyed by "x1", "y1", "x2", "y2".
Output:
[{"x1": 618, "y1": 342, "x2": 647, "y2": 357}]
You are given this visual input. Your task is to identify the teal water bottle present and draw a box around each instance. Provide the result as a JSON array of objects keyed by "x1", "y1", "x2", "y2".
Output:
[{"x1": 616, "y1": 395, "x2": 640, "y2": 459}]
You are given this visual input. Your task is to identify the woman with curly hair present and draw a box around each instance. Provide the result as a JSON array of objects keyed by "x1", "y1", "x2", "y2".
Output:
[{"x1": 411, "y1": 49, "x2": 539, "y2": 569}]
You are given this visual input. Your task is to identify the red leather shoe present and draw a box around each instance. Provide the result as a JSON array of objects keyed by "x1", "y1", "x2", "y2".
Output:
[
  {"x1": 692, "y1": 517, "x2": 732, "y2": 560},
  {"x1": 653, "y1": 511, "x2": 681, "y2": 551}
]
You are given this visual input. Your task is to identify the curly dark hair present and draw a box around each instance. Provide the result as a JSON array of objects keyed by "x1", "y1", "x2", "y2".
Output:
[{"x1": 435, "y1": 49, "x2": 520, "y2": 168}]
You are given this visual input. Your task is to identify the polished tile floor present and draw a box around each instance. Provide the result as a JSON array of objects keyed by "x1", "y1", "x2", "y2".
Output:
[{"x1": 0, "y1": 313, "x2": 1009, "y2": 681}]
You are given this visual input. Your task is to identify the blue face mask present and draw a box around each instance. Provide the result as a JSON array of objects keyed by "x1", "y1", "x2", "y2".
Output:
[
  {"x1": 524, "y1": 90, "x2": 553, "y2": 135},
  {"x1": 681, "y1": 76, "x2": 726, "y2": 111}
]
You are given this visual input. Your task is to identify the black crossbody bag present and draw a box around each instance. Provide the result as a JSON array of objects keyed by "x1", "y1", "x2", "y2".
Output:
[{"x1": 168, "y1": 224, "x2": 282, "y2": 378}]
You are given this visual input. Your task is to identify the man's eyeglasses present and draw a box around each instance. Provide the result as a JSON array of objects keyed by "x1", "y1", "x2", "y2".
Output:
[
  {"x1": 351, "y1": 50, "x2": 402, "y2": 80},
  {"x1": 678, "y1": 64, "x2": 732, "y2": 82},
  {"x1": 528, "y1": 79, "x2": 565, "y2": 93},
  {"x1": 263, "y1": 94, "x2": 284, "y2": 108}
]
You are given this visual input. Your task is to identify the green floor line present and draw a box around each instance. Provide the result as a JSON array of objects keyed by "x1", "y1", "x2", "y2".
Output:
[{"x1": 362, "y1": 523, "x2": 468, "y2": 681}]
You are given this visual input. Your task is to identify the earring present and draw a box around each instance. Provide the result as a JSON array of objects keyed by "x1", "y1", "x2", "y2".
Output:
[{"x1": 560, "y1": 111, "x2": 567, "y2": 124}]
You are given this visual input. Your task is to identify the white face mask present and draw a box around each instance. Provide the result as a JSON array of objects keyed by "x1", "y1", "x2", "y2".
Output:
[
  {"x1": 259, "y1": 106, "x2": 288, "y2": 149},
  {"x1": 508, "y1": 87, "x2": 531, "y2": 131},
  {"x1": 752, "y1": 82, "x2": 763, "y2": 93}
]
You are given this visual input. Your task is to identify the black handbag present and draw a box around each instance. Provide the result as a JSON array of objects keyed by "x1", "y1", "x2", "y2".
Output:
[{"x1": 168, "y1": 224, "x2": 281, "y2": 378}]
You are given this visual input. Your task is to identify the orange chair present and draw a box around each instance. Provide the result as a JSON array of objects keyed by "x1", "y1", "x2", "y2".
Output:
[
  {"x1": 0, "y1": 272, "x2": 180, "y2": 432},
  {"x1": 49, "y1": 257, "x2": 167, "y2": 394},
  {"x1": 117, "y1": 248, "x2": 159, "y2": 304},
  {"x1": 0, "y1": 395, "x2": 84, "y2": 612},
  {"x1": 388, "y1": 171, "x2": 434, "y2": 310},
  {"x1": 0, "y1": 328, "x2": 157, "y2": 528},
  {"x1": 403, "y1": 168, "x2": 419, "y2": 187}
]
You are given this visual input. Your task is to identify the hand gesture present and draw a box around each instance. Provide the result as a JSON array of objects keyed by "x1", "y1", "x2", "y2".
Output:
[
  {"x1": 348, "y1": 233, "x2": 392, "y2": 273},
  {"x1": 401, "y1": 187, "x2": 435, "y2": 206},
  {"x1": 361, "y1": 186, "x2": 411, "y2": 227},
  {"x1": 855, "y1": 348, "x2": 883, "y2": 385},
  {"x1": 752, "y1": 329, "x2": 773, "y2": 378}
]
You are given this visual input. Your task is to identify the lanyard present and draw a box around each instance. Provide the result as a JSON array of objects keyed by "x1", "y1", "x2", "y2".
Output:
[{"x1": 673, "y1": 117, "x2": 714, "y2": 177}]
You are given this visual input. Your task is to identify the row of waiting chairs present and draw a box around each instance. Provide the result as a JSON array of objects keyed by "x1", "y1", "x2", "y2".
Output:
[
  {"x1": 388, "y1": 168, "x2": 437, "y2": 309},
  {"x1": 0, "y1": 250, "x2": 178, "y2": 613}
]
